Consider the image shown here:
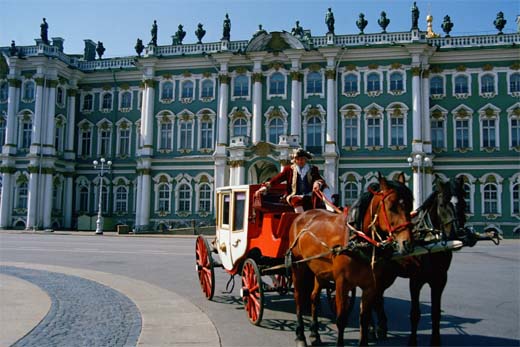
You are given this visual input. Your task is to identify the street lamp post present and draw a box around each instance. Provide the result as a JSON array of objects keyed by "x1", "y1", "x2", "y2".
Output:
[
  {"x1": 93, "y1": 157, "x2": 112, "y2": 235},
  {"x1": 407, "y1": 153, "x2": 431, "y2": 209}
]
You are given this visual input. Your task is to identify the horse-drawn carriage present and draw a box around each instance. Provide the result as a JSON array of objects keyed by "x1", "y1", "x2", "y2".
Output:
[{"x1": 195, "y1": 175, "x2": 500, "y2": 346}]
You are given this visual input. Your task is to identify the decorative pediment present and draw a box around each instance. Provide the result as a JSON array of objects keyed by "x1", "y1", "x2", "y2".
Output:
[{"x1": 245, "y1": 31, "x2": 306, "y2": 53}]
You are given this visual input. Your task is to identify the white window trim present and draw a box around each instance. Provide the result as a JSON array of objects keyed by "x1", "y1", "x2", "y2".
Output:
[
  {"x1": 339, "y1": 104, "x2": 361, "y2": 150},
  {"x1": 54, "y1": 114, "x2": 67, "y2": 154},
  {"x1": 153, "y1": 174, "x2": 173, "y2": 215},
  {"x1": 266, "y1": 70, "x2": 288, "y2": 100},
  {"x1": 364, "y1": 70, "x2": 383, "y2": 97},
  {"x1": 95, "y1": 119, "x2": 113, "y2": 157},
  {"x1": 99, "y1": 91, "x2": 114, "y2": 113},
  {"x1": 118, "y1": 90, "x2": 133, "y2": 112},
  {"x1": 478, "y1": 71, "x2": 498, "y2": 99},
  {"x1": 451, "y1": 105, "x2": 474, "y2": 152},
  {"x1": 386, "y1": 102, "x2": 409, "y2": 149},
  {"x1": 77, "y1": 120, "x2": 93, "y2": 157},
  {"x1": 228, "y1": 106, "x2": 252, "y2": 138},
  {"x1": 509, "y1": 173, "x2": 520, "y2": 219},
  {"x1": 478, "y1": 103, "x2": 501, "y2": 152},
  {"x1": 303, "y1": 69, "x2": 325, "y2": 99},
  {"x1": 339, "y1": 171, "x2": 363, "y2": 207},
  {"x1": 93, "y1": 176, "x2": 110, "y2": 213},
  {"x1": 176, "y1": 110, "x2": 195, "y2": 153},
  {"x1": 159, "y1": 79, "x2": 175, "y2": 103},
  {"x1": 363, "y1": 103, "x2": 384, "y2": 149},
  {"x1": 506, "y1": 102, "x2": 520, "y2": 151},
  {"x1": 17, "y1": 110, "x2": 33, "y2": 149},
  {"x1": 196, "y1": 109, "x2": 216, "y2": 152},
  {"x1": 175, "y1": 173, "x2": 194, "y2": 216},
  {"x1": 387, "y1": 70, "x2": 407, "y2": 95},
  {"x1": 56, "y1": 86, "x2": 66, "y2": 108},
  {"x1": 507, "y1": 71, "x2": 520, "y2": 97},
  {"x1": 75, "y1": 177, "x2": 91, "y2": 213},
  {"x1": 135, "y1": 120, "x2": 141, "y2": 155},
  {"x1": 231, "y1": 72, "x2": 252, "y2": 101},
  {"x1": 194, "y1": 173, "x2": 214, "y2": 216},
  {"x1": 302, "y1": 104, "x2": 326, "y2": 151},
  {"x1": 112, "y1": 182, "x2": 130, "y2": 214},
  {"x1": 179, "y1": 78, "x2": 196, "y2": 104},
  {"x1": 137, "y1": 90, "x2": 143, "y2": 110},
  {"x1": 341, "y1": 70, "x2": 361, "y2": 97},
  {"x1": 80, "y1": 92, "x2": 95, "y2": 113},
  {"x1": 456, "y1": 173, "x2": 477, "y2": 216},
  {"x1": 430, "y1": 105, "x2": 448, "y2": 153},
  {"x1": 155, "y1": 111, "x2": 175, "y2": 152},
  {"x1": 429, "y1": 74, "x2": 446, "y2": 99},
  {"x1": 115, "y1": 118, "x2": 133, "y2": 157},
  {"x1": 199, "y1": 77, "x2": 216, "y2": 102},
  {"x1": 479, "y1": 173, "x2": 503, "y2": 218},
  {"x1": 452, "y1": 72, "x2": 472, "y2": 99},
  {"x1": 263, "y1": 106, "x2": 288, "y2": 144}
]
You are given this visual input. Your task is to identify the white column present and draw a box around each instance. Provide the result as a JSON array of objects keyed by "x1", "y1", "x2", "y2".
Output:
[
  {"x1": 326, "y1": 70, "x2": 336, "y2": 144},
  {"x1": 26, "y1": 166, "x2": 39, "y2": 229},
  {"x1": 31, "y1": 77, "x2": 46, "y2": 153},
  {"x1": 42, "y1": 172, "x2": 53, "y2": 229},
  {"x1": 411, "y1": 66, "x2": 422, "y2": 153},
  {"x1": 3, "y1": 78, "x2": 20, "y2": 154},
  {"x1": 290, "y1": 71, "x2": 302, "y2": 139},
  {"x1": 236, "y1": 164, "x2": 245, "y2": 185},
  {"x1": 142, "y1": 79, "x2": 155, "y2": 154},
  {"x1": 135, "y1": 174, "x2": 142, "y2": 227},
  {"x1": 422, "y1": 70, "x2": 432, "y2": 154},
  {"x1": 217, "y1": 75, "x2": 229, "y2": 146},
  {"x1": 140, "y1": 170, "x2": 151, "y2": 229},
  {"x1": 63, "y1": 174, "x2": 73, "y2": 229},
  {"x1": 214, "y1": 157, "x2": 227, "y2": 189},
  {"x1": 252, "y1": 73, "x2": 263, "y2": 144},
  {"x1": 0, "y1": 172, "x2": 13, "y2": 228},
  {"x1": 65, "y1": 88, "x2": 77, "y2": 154},
  {"x1": 412, "y1": 167, "x2": 421, "y2": 210},
  {"x1": 44, "y1": 81, "x2": 57, "y2": 153}
]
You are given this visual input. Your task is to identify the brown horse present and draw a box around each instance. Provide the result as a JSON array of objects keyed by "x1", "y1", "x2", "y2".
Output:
[
  {"x1": 372, "y1": 176, "x2": 470, "y2": 346},
  {"x1": 288, "y1": 173, "x2": 414, "y2": 347}
]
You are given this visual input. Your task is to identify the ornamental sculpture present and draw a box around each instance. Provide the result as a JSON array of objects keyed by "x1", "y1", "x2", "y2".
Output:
[
  {"x1": 411, "y1": 2, "x2": 420, "y2": 30},
  {"x1": 291, "y1": 21, "x2": 304, "y2": 37},
  {"x1": 441, "y1": 15, "x2": 454, "y2": 37},
  {"x1": 325, "y1": 8, "x2": 335, "y2": 35},
  {"x1": 40, "y1": 18, "x2": 49, "y2": 44},
  {"x1": 173, "y1": 24, "x2": 186, "y2": 45},
  {"x1": 195, "y1": 23, "x2": 206, "y2": 43},
  {"x1": 222, "y1": 13, "x2": 231, "y2": 41},
  {"x1": 494, "y1": 11, "x2": 507, "y2": 34},
  {"x1": 378, "y1": 11, "x2": 390, "y2": 33},
  {"x1": 356, "y1": 13, "x2": 368, "y2": 34},
  {"x1": 135, "y1": 38, "x2": 144, "y2": 56},
  {"x1": 96, "y1": 41, "x2": 105, "y2": 59},
  {"x1": 150, "y1": 20, "x2": 158, "y2": 45}
]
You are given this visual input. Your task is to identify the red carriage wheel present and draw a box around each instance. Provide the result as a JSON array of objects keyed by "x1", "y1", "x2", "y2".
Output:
[
  {"x1": 195, "y1": 235, "x2": 215, "y2": 300},
  {"x1": 241, "y1": 258, "x2": 264, "y2": 325}
]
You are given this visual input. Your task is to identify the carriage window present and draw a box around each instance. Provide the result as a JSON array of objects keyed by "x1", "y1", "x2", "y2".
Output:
[
  {"x1": 233, "y1": 192, "x2": 246, "y2": 232},
  {"x1": 222, "y1": 194, "x2": 230, "y2": 227}
]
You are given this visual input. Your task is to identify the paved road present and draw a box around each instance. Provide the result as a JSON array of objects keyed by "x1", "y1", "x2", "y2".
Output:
[{"x1": 0, "y1": 232, "x2": 518, "y2": 346}]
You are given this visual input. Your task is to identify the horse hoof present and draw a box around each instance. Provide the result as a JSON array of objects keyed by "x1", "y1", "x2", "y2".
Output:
[
  {"x1": 310, "y1": 335, "x2": 322, "y2": 346},
  {"x1": 376, "y1": 327, "x2": 388, "y2": 340},
  {"x1": 295, "y1": 338, "x2": 308, "y2": 347}
]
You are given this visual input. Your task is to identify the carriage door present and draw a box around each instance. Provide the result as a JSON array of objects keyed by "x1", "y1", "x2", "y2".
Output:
[
  {"x1": 229, "y1": 190, "x2": 248, "y2": 266},
  {"x1": 216, "y1": 191, "x2": 233, "y2": 270}
]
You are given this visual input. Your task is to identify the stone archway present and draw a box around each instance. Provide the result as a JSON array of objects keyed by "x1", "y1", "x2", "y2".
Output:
[{"x1": 248, "y1": 160, "x2": 279, "y2": 184}]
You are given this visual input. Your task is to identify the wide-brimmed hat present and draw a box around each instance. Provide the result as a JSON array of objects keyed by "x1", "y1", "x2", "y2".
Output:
[{"x1": 293, "y1": 148, "x2": 312, "y2": 159}]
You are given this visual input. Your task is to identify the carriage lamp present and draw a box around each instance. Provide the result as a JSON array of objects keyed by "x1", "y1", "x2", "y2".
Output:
[{"x1": 93, "y1": 158, "x2": 112, "y2": 235}]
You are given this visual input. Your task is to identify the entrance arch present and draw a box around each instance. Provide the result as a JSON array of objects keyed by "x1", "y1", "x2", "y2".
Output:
[{"x1": 248, "y1": 159, "x2": 280, "y2": 184}]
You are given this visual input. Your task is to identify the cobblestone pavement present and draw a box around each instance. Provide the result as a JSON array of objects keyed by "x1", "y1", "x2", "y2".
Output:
[{"x1": 1, "y1": 266, "x2": 141, "y2": 347}]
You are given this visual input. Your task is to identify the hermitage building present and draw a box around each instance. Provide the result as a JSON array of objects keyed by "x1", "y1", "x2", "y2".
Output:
[{"x1": 0, "y1": 7, "x2": 519, "y2": 235}]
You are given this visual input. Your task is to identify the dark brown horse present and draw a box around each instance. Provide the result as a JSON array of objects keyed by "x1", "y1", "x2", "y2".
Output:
[
  {"x1": 287, "y1": 173, "x2": 414, "y2": 347},
  {"x1": 373, "y1": 176, "x2": 469, "y2": 346}
]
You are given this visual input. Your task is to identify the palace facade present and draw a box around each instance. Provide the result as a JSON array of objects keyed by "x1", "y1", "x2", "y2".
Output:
[{"x1": 0, "y1": 10, "x2": 519, "y2": 235}]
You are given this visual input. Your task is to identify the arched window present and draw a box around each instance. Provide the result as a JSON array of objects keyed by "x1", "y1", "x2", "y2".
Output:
[
  {"x1": 481, "y1": 74, "x2": 495, "y2": 93},
  {"x1": 343, "y1": 73, "x2": 358, "y2": 94},
  {"x1": 161, "y1": 81, "x2": 174, "y2": 100},
  {"x1": 233, "y1": 75, "x2": 249, "y2": 97},
  {"x1": 101, "y1": 93, "x2": 112, "y2": 110},
  {"x1": 344, "y1": 181, "x2": 359, "y2": 207},
  {"x1": 158, "y1": 184, "x2": 170, "y2": 212},
  {"x1": 430, "y1": 76, "x2": 444, "y2": 95},
  {"x1": 201, "y1": 80, "x2": 214, "y2": 98},
  {"x1": 0, "y1": 116, "x2": 6, "y2": 146},
  {"x1": 23, "y1": 81, "x2": 35, "y2": 101},
  {"x1": 83, "y1": 94, "x2": 93, "y2": 111},
  {"x1": 181, "y1": 80, "x2": 194, "y2": 99},
  {"x1": 510, "y1": 73, "x2": 520, "y2": 93},
  {"x1": 120, "y1": 91, "x2": 132, "y2": 109},
  {"x1": 0, "y1": 81, "x2": 8, "y2": 102},
  {"x1": 56, "y1": 87, "x2": 65, "y2": 106},
  {"x1": 512, "y1": 183, "x2": 519, "y2": 215},
  {"x1": 454, "y1": 75, "x2": 469, "y2": 94},
  {"x1": 96, "y1": 186, "x2": 109, "y2": 213},
  {"x1": 389, "y1": 72, "x2": 403, "y2": 92},
  {"x1": 306, "y1": 116, "x2": 322, "y2": 151},
  {"x1": 115, "y1": 186, "x2": 128, "y2": 213},
  {"x1": 179, "y1": 120, "x2": 193, "y2": 150},
  {"x1": 21, "y1": 119, "x2": 32, "y2": 150},
  {"x1": 17, "y1": 182, "x2": 28, "y2": 209},
  {"x1": 200, "y1": 120, "x2": 213, "y2": 150},
  {"x1": 367, "y1": 73, "x2": 380, "y2": 92},
  {"x1": 483, "y1": 183, "x2": 498, "y2": 214},
  {"x1": 199, "y1": 183, "x2": 211, "y2": 212},
  {"x1": 269, "y1": 72, "x2": 285, "y2": 95},
  {"x1": 233, "y1": 118, "x2": 247, "y2": 137},
  {"x1": 178, "y1": 183, "x2": 191, "y2": 212},
  {"x1": 79, "y1": 186, "x2": 89, "y2": 212},
  {"x1": 463, "y1": 182, "x2": 472, "y2": 214},
  {"x1": 306, "y1": 72, "x2": 322, "y2": 94},
  {"x1": 268, "y1": 117, "x2": 284, "y2": 144}
]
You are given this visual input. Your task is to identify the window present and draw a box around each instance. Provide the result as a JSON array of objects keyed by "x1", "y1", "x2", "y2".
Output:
[
  {"x1": 233, "y1": 118, "x2": 247, "y2": 137},
  {"x1": 512, "y1": 183, "x2": 519, "y2": 215},
  {"x1": 482, "y1": 118, "x2": 496, "y2": 148},
  {"x1": 54, "y1": 120, "x2": 64, "y2": 153},
  {"x1": 455, "y1": 119, "x2": 470, "y2": 149},
  {"x1": 97, "y1": 186, "x2": 109, "y2": 213},
  {"x1": 233, "y1": 192, "x2": 246, "y2": 231},
  {"x1": 179, "y1": 120, "x2": 193, "y2": 150},
  {"x1": 454, "y1": 75, "x2": 469, "y2": 94},
  {"x1": 367, "y1": 73, "x2": 380, "y2": 93},
  {"x1": 233, "y1": 75, "x2": 249, "y2": 97},
  {"x1": 98, "y1": 129, "x2": 111, "y2": 157},
  {"x1": 0, "y1": 117, "x2": 5, "y2": 146},
  {"x1": 512, "y1": 118, "x2": 520, "y2": 148},
  {"x1": 269, "y1": 72, "x2": 285, "y2": 95},
  {"x1": 463, "y1": 182, "x2": 472, "y2": 214},
  {"x1": 80, "y1": 128, "x2": 92, "y2": 156},
  {"x1": 82, "y1": 94, "x2": 93, "y2": 112},
  {"x1": 430, "y1": 76, "x2": 443, "y2": 95},
  {"x1": 431, "y1": 119, "x2": 445, "y2": 149},
  {"x1": 118, "y1": 128, "x2": 130, "y2": 157},
  {"x1": 138, "y1": 91, "x2": 143, "y2": 109},
  {"x1": 483, "y1": 184, "x2": 498, "y2": 214},
  {"x1": 367, "y1": 118, "x2": 381, "y2": 147},
  {"x1": 306, "y1": 72, "x2": 322, "y2": 94},
  {"x1": 178, "y1": 183, "x2": 191, "y2": 212},
  {"x1": 181, "y1": 80, "x2": 194, "y2": 99},
  {"x1": 159, "y1": 122, "x2": 172, "y2": 150},
  {"x1": 120, "y1": 91, "x2": 132, "y2": 109},
  {"x1": 344, "y1": 182, "x2": 359, "y2": 207},
  {"x1": 0, "y1": 81, "x2": 8, "y2": 102},
  {"x1": 21, "y1": 121, "x2": 32, "y2": 149},
  {"x1": 389, "y1": 72, "x2": 403, "y2": 92},
  {"x1": 390, "y1": 116, "x2": 404, "y2": 146},
  {"x1": 268, "y1": 118, "x2": 284, "y2": 144},
  {"x1": 199, "y1": 184, "x2": 211, "y2": 212},
  {"x1": 115, "y1": 186, "x2": 128, "y2": 213},
  {"x1": 306, "y1": 116, "x2": 322, "y2": 152},
  {"x1": 23, "y1": 81, "x2": 35, "y2": 101},
  {"x1": 344, "y1": 117, "x2": 358, "y2": 147},
  {"x1": 343, "y1": 73, "x2": 358, "y2": 94},
  {"x1": 158, "y1": 184, "x2": 170, "y2": 212},
  {"x1": 56, "y1": 87, "x2": 65, "y2": 106},
  {"x1": 161, "y1": 81, "x2": 174, "y2": 100},
  {"x1": 101, "y1": 93, "x2": 112, "y2": 110},
  {"x1": 200, "y1": 120, "x2": 213, "y2": 150},
  {"x1": 510, "y1": 73, "x2": 520, "y2": 94},
  {"x1": 79, "y1": 186, "x2": 89, "y2": 211},
  {"x1": 17, "y1": 182, "x2": 28, "y2": 209},
  {"x1": 201, "y1": 79, "x2": 214, "y2": 98},
  {"x1": 481, "y1": 74, "x2": 495, "y2": 94}
]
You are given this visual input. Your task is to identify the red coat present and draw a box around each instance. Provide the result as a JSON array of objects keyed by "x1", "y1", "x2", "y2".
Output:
[{"x1": 264, "y1": 164, "x2": 326, "y2": 203}]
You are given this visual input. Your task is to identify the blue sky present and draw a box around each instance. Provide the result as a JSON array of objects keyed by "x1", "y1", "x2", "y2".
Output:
[{"x1": 1, "y1": 0, "x2": 518, "y2": 58}]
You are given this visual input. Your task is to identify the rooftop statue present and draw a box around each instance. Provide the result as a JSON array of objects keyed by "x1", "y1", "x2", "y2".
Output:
[
  {"x1": 135, "y1": 38, "x2": 144, "y2": 56},
  {"x1": 173, "y1": 24, "x2": 186, "y2": 45},
  {"x1": 325, "y1": 8, "x2": 335, "y2": 34},
  {"x1": 40, "y1": 18, "x2": 49, "y2": 44},
  {"x1": 252, "y1": 24, "x2": 267, "y2": 39},
  {"x1": 9, "y1": 40, "x2": 18, "y2": 57},
  {"x1": 96, "y1": 41, "x2": 105, "y2": 59},
  {"x1": 356, "y1": 13, "x2": 368, "y2": 34},
  {"x1": 150, "y1": 20, "x2": 158, "y2": 46},
  {"x1": 378, "y1": 11, "x2": 390, "y2": 33},
  {"x1": 441, "y1": 15, "x2": 454, "y2": 37},
  {"x1": 494, "y1": 11, "x2": 507, "y2": 34},
  {"x1": 291, "y1": 21, "x2": 304, "y2": 37},
  {"x1": 195, "y1": 23, "x2": 206, "y2": 44},
  {"x1": 222, "y1": 13, "x2": 231, "y2": 41},
  {"x1": 411, "y1": 2, "x2": 420, "y2": 30}
]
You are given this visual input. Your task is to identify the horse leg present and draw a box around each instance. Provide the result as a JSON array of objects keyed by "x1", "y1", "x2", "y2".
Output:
[
  {"x1": 359, "y1": 288, "x2": 375, "y2": 347},
  {"x1": 408, "y1": 277, "x2": 424, "y2": 347},
  {"x1": 309, "y1": 278, "x2": 322, "y2": 346},
  {"x1": 373, "y1": 294, "x2": 388, "y2": 340},
  {"x1": 430, "y1": 274, "x2": 448, "y2": 346},
  {"x1": 293, "y1": 265, "x2": 310, "y2": 347},
  {"x1": 334, "y1": 277, "x2": 352, "y2": 347}
]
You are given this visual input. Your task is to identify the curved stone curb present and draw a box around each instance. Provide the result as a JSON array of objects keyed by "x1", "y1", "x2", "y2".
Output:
[
  {"x1": 0, "y1": 273, "x2": 51, "y2": 347},
  {"x1": 1, "y1": 262, "x2": 221, "y2": 347}
]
